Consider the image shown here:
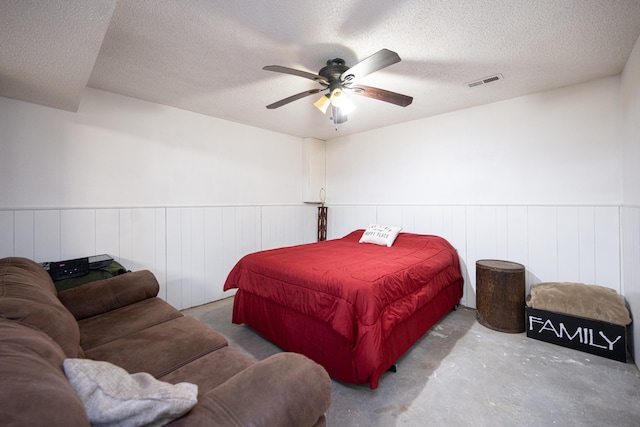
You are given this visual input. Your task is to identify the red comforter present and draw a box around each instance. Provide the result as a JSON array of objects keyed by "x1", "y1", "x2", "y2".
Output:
[{"x1": 223, "y1": 230, "x2": 463, "y2": 387}]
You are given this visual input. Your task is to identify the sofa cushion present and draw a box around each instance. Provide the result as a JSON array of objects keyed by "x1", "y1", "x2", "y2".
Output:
[
  {"x1": 168, "y1": 353, "x2": 332, "y2": 427},
  {"x1": 0, "y1": 257, "x2": 81, "y2": 358},
  {"x1": 78, "y1": 297, "x2": 183, "y2": 351},
  {"x1": 64, "y1": 358, "x2": 197, "y2": 427},
  {"x1": 59, "y1": 270, "x2": 160, "y2": 320},
  {"x1": 159, "y1": 346, "x2": 254, "y2": 397},
  {"x1": 0, "y1": 318, "x2": 90, "y2": 427},
  {"x1": 84, "y1": 316, "x2": 229, "y2": 378}
]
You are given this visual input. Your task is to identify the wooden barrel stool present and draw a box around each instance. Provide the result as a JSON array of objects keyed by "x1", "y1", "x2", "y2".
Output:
[{"x1": 476, "y1": 259, "x2": 526, "y2": 333}]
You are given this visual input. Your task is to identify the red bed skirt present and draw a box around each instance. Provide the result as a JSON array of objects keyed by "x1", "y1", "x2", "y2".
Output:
[{"x1": 232, "y1": 278, "x2": 462, "y2": 389}]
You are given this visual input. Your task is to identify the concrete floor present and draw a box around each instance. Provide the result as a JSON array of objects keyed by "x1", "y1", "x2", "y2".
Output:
[{"x1": 184, "y1": 297, "x2": 640, "y2": 427}]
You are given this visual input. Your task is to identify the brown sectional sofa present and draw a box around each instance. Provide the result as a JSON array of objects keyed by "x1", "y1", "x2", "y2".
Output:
[{"x1": 0, "y1": 257, "x2": 332, "y2": 426}]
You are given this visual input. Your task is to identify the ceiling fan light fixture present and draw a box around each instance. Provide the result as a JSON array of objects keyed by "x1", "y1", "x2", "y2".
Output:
[
  {"x1": 329, "y1": 88, "x2": 355, "y2": 115},
  {"x1": 313, "y1": 94, "x2": 331, "y2": 113}
]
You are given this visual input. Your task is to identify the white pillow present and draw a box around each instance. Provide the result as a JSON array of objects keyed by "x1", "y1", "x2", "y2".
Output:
[
  {"x1": 359, "y1": 224, "x2": 402, "y2": 247},
  {"x1": 63, "y1": 359, "x2": 198, "y2": 427}
]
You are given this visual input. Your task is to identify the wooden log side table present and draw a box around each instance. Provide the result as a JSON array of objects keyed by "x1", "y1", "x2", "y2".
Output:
[{"x1": 476, "y1": 259, "x2": 526, "y2": 333}]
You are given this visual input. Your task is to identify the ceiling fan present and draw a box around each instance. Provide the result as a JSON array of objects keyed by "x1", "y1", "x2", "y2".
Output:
[{"x1": 263, "y1": 48, "x2": 413, "y2": 125}]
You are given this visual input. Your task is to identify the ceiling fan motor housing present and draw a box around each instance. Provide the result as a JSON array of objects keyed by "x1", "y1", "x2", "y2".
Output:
[{"x1": 319, "y1": 58, "x2": 352, "y2": 88}]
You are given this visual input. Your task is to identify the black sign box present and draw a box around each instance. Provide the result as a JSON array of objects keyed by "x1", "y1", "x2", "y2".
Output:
[{"x1": 526, "y1": 307, "x2": 628, "y2": 363}]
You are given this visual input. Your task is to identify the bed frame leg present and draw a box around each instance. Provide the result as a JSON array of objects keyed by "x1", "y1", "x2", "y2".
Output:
[
  {"x1": 452, "y1": 304, "x2": 458, "y2": 311},
  {"x1": 387, "y1": 363, "x2": 398, "y2": 373}
]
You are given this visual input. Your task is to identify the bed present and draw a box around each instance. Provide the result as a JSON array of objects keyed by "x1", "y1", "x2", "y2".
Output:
[{"x1": 223, "y1": 229, "x2": 464, "y2": 389}]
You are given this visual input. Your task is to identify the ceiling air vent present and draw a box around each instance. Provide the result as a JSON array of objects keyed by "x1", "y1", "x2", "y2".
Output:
[{"x1": 467, "y1": 73, "x2": 503, "y2": 88}]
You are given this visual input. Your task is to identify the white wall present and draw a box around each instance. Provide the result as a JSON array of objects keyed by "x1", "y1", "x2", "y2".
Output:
[
  {"x1": 622, "y1": 36, "x2": 640, "y2": 206},
  {"x1": 0, "y1": 89, "x2": 303, "y2": 208},
  {"x1": 326, "y1": 77, "x2": 624, "y2": 307},
  {"x1": 0, "y1": 89, "x2": 317, "y2": 308},
  {"x1": 326, "y1": 77, "x2": 622, "y2": 206},
  {"x1": 621, "y1": 34, "x2": 640, "y2": 363}
]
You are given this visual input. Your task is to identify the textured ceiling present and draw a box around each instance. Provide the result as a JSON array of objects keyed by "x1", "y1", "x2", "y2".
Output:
[{"x1": 2, "y1": 0, "x2": 640, "y2": 140}]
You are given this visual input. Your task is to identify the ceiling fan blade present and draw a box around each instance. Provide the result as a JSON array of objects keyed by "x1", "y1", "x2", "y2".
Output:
[
  {"x1": 266, "y1": 88, "x2": 324, "y2": 109},
  {"x1": 340, "y1": 49, "x2": 401, "y2": 83},
  {"x1": 263, "y1": 65, "x2": 328, "y2": 84},
  {"x1": 351, "y1": 85, "x2": 413, "y2": 107}
]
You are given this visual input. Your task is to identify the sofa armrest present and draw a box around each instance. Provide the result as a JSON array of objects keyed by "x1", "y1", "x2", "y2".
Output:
[
  {"x1": 58, "y1": 270, "x2": 160, "y2": 320},
  {"x1": 171, "y1": 352, "x2": 332, "y2": 427}
]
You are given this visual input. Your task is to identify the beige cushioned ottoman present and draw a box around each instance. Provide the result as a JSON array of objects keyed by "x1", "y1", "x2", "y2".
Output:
[{"x1": 526, "y1": 282, "x2": 631, "y2": 362}]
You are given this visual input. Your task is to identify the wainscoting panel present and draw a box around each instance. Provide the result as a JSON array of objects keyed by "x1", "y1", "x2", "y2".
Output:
[
  {"x1": 526, "y1": 206, "x2": 559, "y2": 286},
  {"x1": 203, "y1": 208, "x2": 224, "y2": 303},
  {"x1": 621, "y1": 206, "x2": 640, "y2": 365},
  {"x1": 60, "y1": 210, "x2": 96, "y2": 261},
  {"x1": 465, "y1": 205, "x2": 509, "y2": 308},
  {"x1": 261, "y1": 205, "x2": 317, "y2": 249},
  {"x1": 34, "y1": 210, "x2": 62, "y2": 262},
  {"x1": 95, "y1": 209, "x2": 121, "y2": 262},
  {"x1": 578, "y1": 207, "x2": 597, "y2": 284},
  {"x1": 166, "y1": 208, "x2": 185, "y2": 308},
  {"x1": 469, "y1": 205, "x2": 621, "y2": 302},
  {"x1": 328, "y1": 204, "x2": 622, "y2": 308},
  {"x1": 0, "y1": 204, "x2": 318, "y2": 310},
  {"x1": 0, "y1": 211, "x2": 13, "y2": 256},
  {"x1": 122, "y1": 208, "x2": 166, "y2": 303},
  {"x1": 14, "y1": 210, "x2": 35, "y2": 258},
  {"x1": 594, "y1": 207, "x2": 621, "y2": 288},
  {"x1": 556, "y1": 207, "x2": 581, "y2": 282},
  {"x1": 0, "y1": 204, "x2": 623, "y2": 310},
  {"x1": 262, "y1": 205, "x2": 295, "y2": 250},
  {"x1": 506, "y1": 206, "x2": 529, "y2": 276},
  {"x1": 165, "y1": 206, "x2": 261, "y2": 310},
  {"x1": 166, "y1": 207, "x2": 203, "y2": 310},
  {"x1": 621, "y1": 206, "x2": 640, "y2": 297},
  {"x1": 328, "y1": 205, "x2": 378, "y2": 236}
]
